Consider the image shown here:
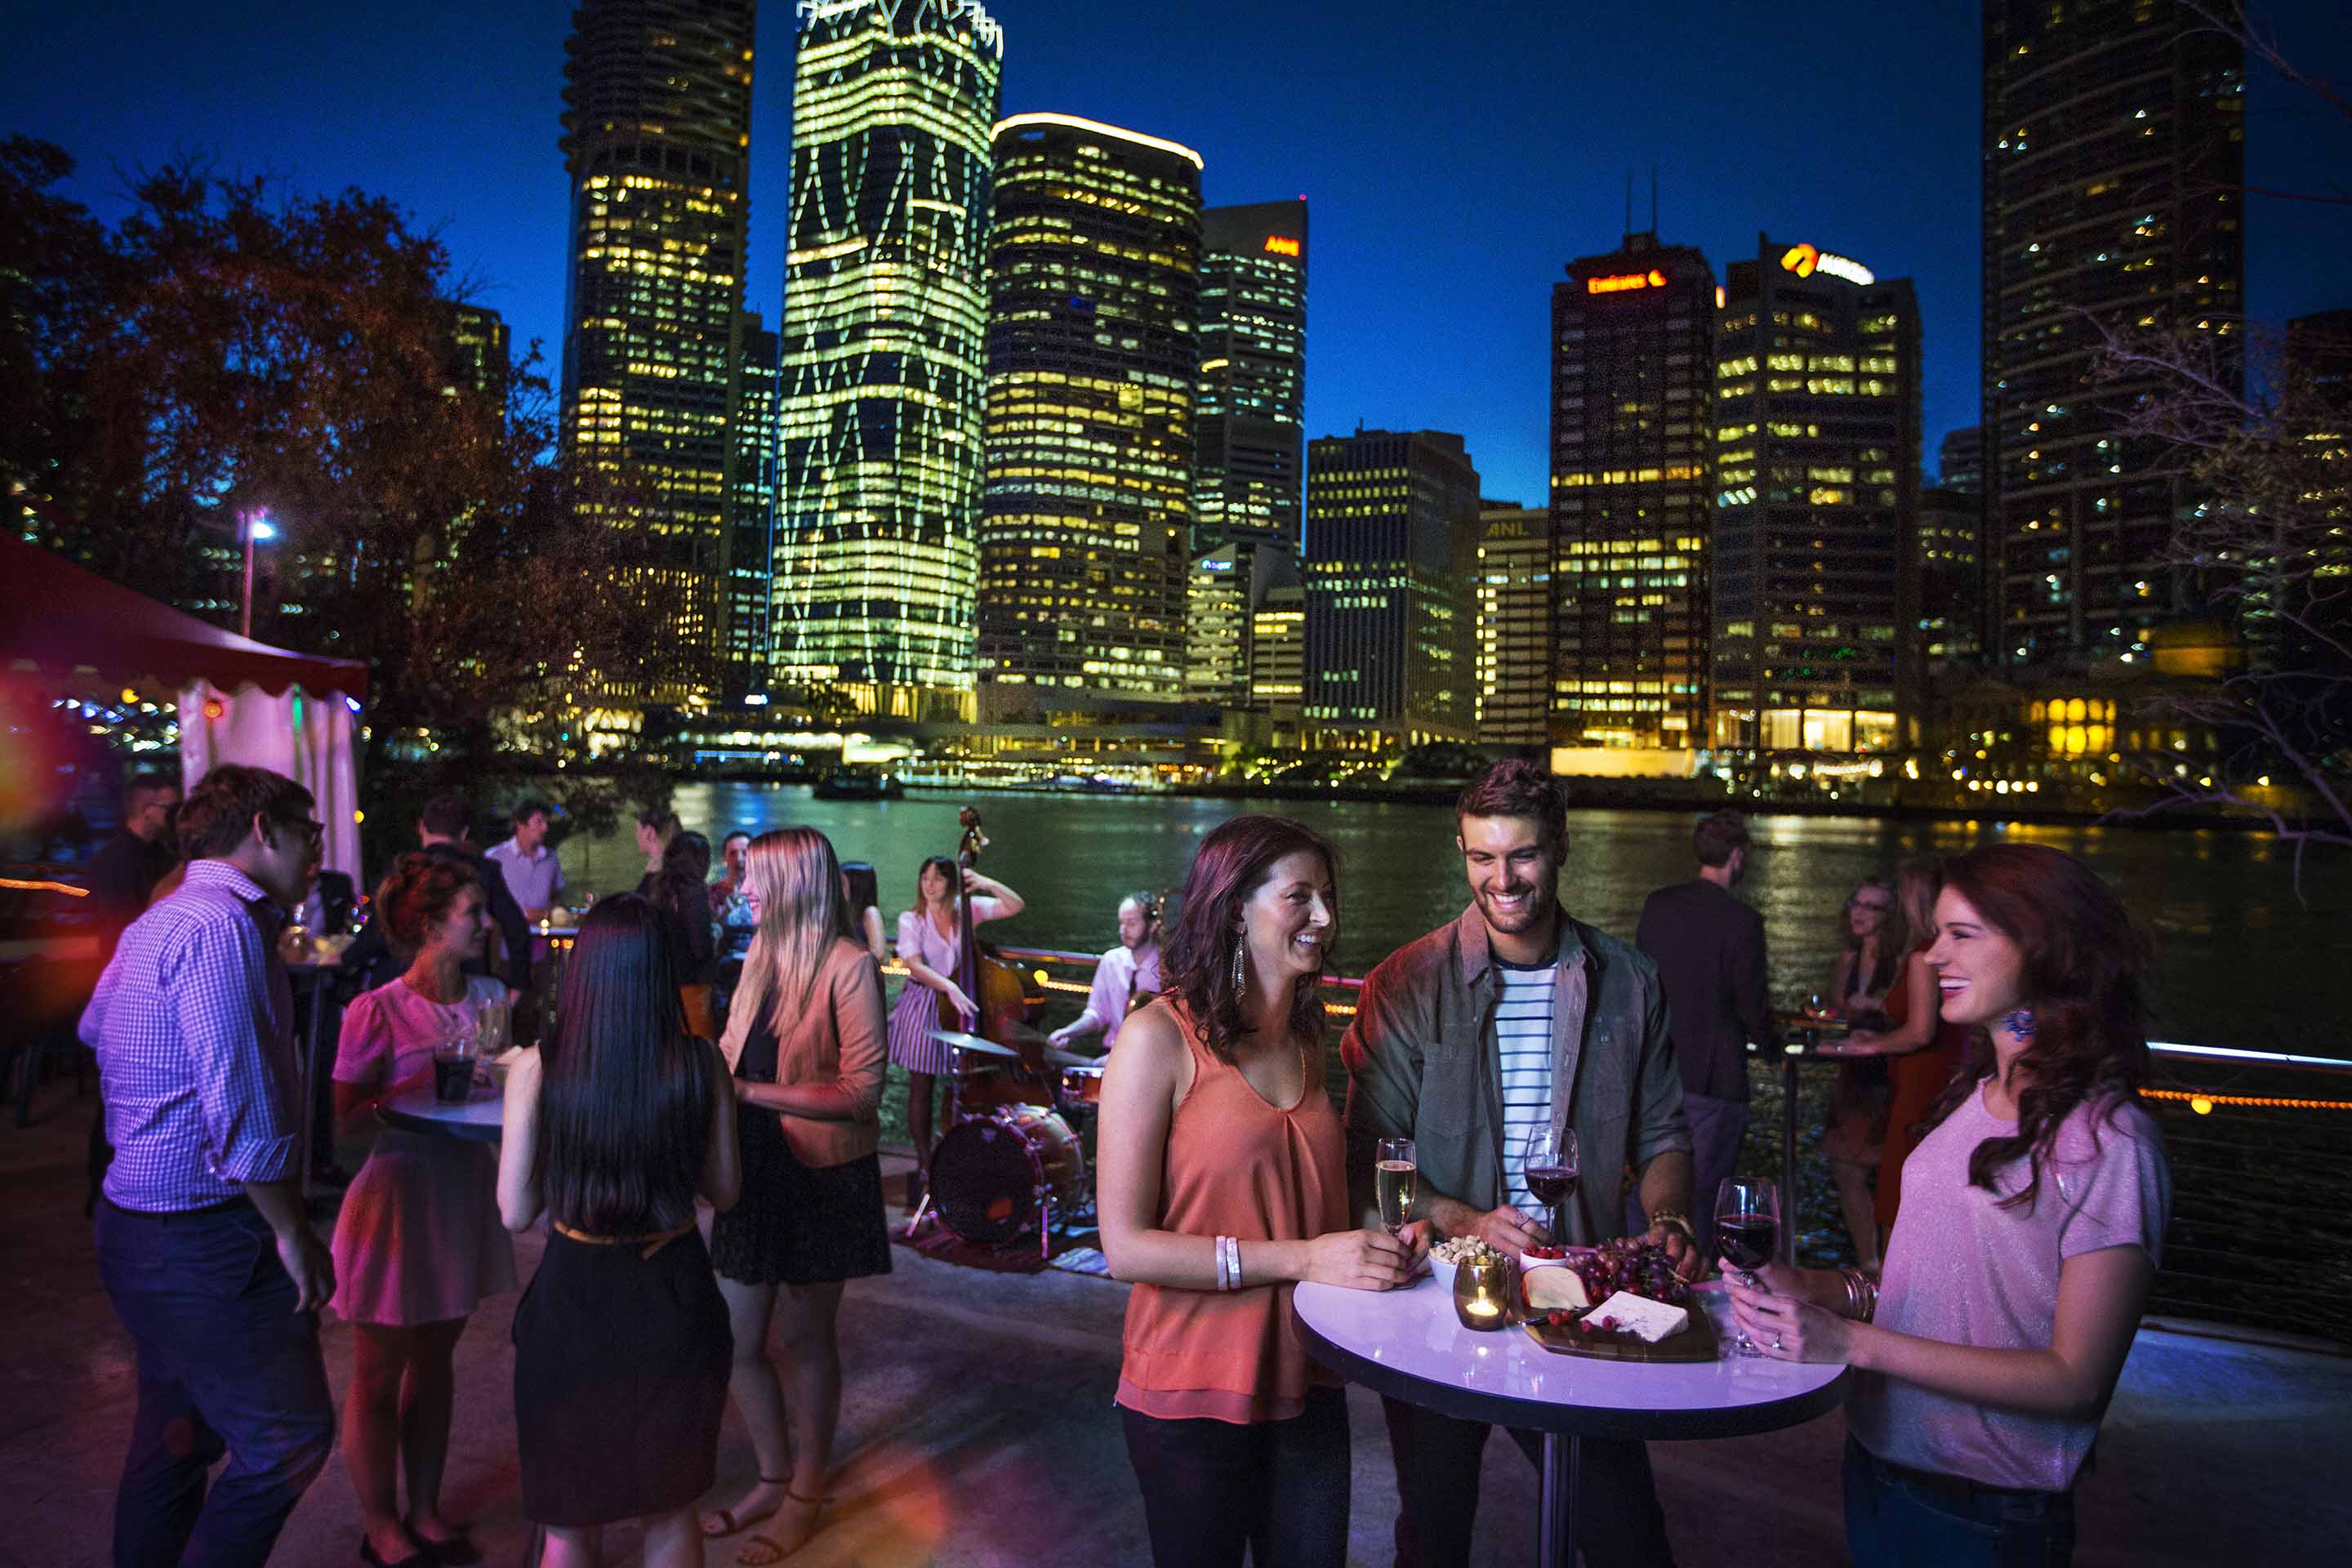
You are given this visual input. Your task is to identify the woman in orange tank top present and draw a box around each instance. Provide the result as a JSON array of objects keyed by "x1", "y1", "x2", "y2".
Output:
[{"x1": 1099, "y1": 815, "x2": 1428, "y2": 1568}]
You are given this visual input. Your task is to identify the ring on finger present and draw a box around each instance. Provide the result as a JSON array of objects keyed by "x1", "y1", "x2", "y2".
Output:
[{"x1": 1773, "y1": 1334, "x2": 1785, "y2": 1352}]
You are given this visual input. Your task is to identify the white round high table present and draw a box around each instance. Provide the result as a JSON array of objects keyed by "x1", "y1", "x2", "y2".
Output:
[
  {"x1": 379, "y1": 1084, "x2": 503, "y2": 1142},
  {"x1": 1294, "y1": 1276, "x2": 1846, "y2": 1568}
]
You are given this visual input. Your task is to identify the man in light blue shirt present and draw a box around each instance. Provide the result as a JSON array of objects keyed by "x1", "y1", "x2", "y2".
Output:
[{"x1": 485, "y1": 798, "x2": 565, "y2": 920}]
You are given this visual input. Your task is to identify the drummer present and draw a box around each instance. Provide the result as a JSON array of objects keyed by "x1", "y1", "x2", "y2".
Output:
[{"x1": 1049, "y1": 890, "x2": 1165, "y2": 1057}]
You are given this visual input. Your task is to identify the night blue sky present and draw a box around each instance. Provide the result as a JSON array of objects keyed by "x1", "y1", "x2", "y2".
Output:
[{"x1": 16, "y1": 1, "x2": 2352, "y2": 506}]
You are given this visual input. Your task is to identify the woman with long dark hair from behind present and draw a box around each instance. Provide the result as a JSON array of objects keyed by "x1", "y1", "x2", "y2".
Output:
[
  {"x1": 1725, "y1": 843, "x2": 2171, "y2": 1566},
  {"x1": 641, "y1": 831, "x2": 720, "y2": 1037},
  {"x1": 839, "y1": 861, "x2": 888, "y2": 965},
  {"x1": 880, "y1": 853, "x2": 1024, "y2": 1208},
  {"x1": 699, "y1": 829, "x2": 891, "y2": 1565},
  {"x1": 499, "y1": 897, "x2": 742, "y2": 1568},
  {"x1": 1099, "y1": 815, "x2": 1424, "y2": 1568},
  {"x1": 329, "y1": 852, "x2": 519, "y2": 1566}
]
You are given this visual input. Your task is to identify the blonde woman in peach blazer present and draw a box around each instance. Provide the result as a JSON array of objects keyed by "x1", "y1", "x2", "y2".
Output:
[{"x1": 697, "y1": 829, "x2": 888, "y2": 1566}]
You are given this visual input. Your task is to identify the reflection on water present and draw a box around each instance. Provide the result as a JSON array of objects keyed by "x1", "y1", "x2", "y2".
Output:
[{"x1": 551, "y1": 786, "x2": 2346, "y2": 1057}]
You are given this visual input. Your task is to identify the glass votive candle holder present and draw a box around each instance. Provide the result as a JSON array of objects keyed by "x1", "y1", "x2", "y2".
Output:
[{"x1": 1453, "y1": 1255, "x2": 1513, "y2": 1331}]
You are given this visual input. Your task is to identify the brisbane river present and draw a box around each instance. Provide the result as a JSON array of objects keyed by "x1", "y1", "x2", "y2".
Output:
[{"x1": 553, "y1": 783, "x2": 2348, "y2": 1059}]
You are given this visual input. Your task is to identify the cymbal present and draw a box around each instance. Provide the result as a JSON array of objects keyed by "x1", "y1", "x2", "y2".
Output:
[
  {"x1": 1041, "y1": 1045, "x2": 1104, "y2": 1070},
  {"x1": 930, "y1": 1030, "x2": 1018, "y2": 1059}
]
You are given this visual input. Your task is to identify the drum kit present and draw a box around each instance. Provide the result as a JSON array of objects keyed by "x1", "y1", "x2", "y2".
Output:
[{"x1": 911, "y1": 1029, "x2": 1108, "y2": 1259}]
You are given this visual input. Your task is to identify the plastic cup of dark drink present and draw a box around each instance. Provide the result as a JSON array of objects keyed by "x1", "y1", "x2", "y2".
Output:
[{"x1": 433, "y1": 1040, "x2": 476, "y2": 1103}]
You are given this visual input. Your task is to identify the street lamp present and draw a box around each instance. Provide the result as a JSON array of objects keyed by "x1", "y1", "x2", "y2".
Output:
[{"x1": 238, "y1": 508, "x2": 278, "y2": 639}]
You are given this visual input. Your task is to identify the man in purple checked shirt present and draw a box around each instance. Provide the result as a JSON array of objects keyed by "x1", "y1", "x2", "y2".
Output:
[{"x1": 82, "y1": 764, "x2": 337, "y2": 1566}]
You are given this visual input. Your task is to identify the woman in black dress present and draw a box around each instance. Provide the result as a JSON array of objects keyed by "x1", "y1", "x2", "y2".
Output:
[
  {"x1": 641, "y1": 830, "x2": 720, "y2": 1036},
  {"x1": 697, "y1": 829, "x2": 890, "y2": 1566},
  {"x1": 498, "y1": 896, "x2": 742, "y2": 1567}
]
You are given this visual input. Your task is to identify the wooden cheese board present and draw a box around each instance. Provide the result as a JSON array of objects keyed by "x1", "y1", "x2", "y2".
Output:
[{"x1": 1516, "y1": 1290, "x2": 1721, "y2": 1363}]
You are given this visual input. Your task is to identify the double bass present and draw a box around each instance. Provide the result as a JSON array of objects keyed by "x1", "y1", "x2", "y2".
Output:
[{"x1": 936, "y1": 806, "x2": 1051, "y2": 1109}]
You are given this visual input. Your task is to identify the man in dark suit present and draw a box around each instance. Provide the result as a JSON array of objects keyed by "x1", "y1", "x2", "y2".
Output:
[
  {"x1": 343, "y1": 792, "x2": 533, "y2": 998},
  {"x1": 1633, "y1": 808, "x2": 1771, "y2": 1257}
]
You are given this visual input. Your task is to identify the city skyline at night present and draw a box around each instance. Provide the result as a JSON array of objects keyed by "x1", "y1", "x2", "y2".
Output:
[{"x1": 22, "y1": 2, "x2": 2348, "y2": 513}]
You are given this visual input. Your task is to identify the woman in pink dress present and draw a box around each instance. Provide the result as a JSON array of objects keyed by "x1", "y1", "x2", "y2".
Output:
[
  {"x1": 331, "y1": 852, "x2": 519, "y2": 1566},
  {"x1": 881, "y1": 854, "x2": 1023, "y2": 1207}
]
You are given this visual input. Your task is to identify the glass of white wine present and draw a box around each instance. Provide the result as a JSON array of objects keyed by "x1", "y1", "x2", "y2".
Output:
[{"x1": 1375, "y1": 1137, "x2": 1418, "y2": 1237}]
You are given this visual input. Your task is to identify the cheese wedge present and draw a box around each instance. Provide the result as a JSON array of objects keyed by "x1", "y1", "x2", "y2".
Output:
[
  {"x1": 1586, "y1": 1290, "x2": 1690, "y2": 1343},
  {"x1": 1522, "y1": 1264, "x2": 1592, "y2": 1312}
]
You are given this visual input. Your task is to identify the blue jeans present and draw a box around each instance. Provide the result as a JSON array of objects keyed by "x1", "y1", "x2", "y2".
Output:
[
  {"x1": 94, "y1": 1200, "x2": 336, "y2": 1568},
  {"x1": 1844, "y1": 1436, "x2": 2076, "y2": 1567}
]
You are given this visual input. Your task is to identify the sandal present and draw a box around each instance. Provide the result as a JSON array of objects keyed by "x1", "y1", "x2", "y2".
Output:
[
  {"x1": 738, "y1": 1493, "x2": 826, "y2": 1566},
  {"x1": 701, "y1": 1476, "x2": 794, "y2": 1539}
]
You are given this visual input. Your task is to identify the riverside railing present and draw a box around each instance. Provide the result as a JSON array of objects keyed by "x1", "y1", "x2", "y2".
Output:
[{"x1": 915, "y1": 946, "x2": 2352, "y2": 1347}]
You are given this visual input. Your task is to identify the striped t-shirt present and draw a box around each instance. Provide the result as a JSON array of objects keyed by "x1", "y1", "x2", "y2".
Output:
[{"x1": 1494, "y1": 952, "x2": 1557, "y2": 1224}]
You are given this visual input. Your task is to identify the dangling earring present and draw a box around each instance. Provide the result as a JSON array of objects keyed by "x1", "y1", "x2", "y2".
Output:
[
  {"x1": 2002, "y1": 1007, "x2": 2037, "y2": 1044},
  {"x1": 1231, "y1": 932, "x2": 1247, "y2": 992}
]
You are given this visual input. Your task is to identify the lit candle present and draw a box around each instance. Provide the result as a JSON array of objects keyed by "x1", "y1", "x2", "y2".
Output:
[{"x1": 1464, "y1": 1298, "x2": 1501, "y2": 1317}]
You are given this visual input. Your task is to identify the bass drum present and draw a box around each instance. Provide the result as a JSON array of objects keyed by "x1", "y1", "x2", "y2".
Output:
[{"x1": 929, "y1": 1106, "x2": 1085, "y2": 1245}]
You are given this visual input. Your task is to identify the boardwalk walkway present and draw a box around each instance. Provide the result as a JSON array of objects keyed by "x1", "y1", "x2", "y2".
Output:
[{"x1": 6, "y1": 1081, "x2": 2348, "y2": 1566}]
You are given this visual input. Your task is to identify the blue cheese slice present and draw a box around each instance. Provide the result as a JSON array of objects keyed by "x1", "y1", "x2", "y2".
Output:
[{"x1": 1588, "y1": 1290, "x2": 1690, "y2": 1343}]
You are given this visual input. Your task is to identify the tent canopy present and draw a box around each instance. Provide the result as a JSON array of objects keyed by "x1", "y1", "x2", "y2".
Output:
[{"x1": 2, "y1": 535, "x2": 368, "y2": 700}]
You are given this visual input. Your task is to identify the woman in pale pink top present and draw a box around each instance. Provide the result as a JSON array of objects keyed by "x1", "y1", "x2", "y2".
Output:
[
  {"x1": 1099, "y1": 815, "x2": 1425, "y2": 1568},
  {"x1": 331, "y1": 853, "x2": 519, "y2": 1566},
  {"x1": 1728, "y1": 843, "x2": 2171, "y2": 1567}
]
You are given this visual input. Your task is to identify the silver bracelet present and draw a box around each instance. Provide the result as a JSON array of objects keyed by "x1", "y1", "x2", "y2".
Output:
[
  {"x1": 1228, "y1": 1236, "x2": 1243, "y2": 1292},
  {"x1": 1214, "y1": 1234, "x2": 1231, "y2": 1292}
]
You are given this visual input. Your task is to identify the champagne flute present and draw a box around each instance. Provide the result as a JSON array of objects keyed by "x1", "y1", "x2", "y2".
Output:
[
  {"x1": 1519, "y1": 1123, "x2": 1580, "y2": 1245},
  {"x1": 1374, "y1": 1138, "x2": 1418, "y2": 1237},
  {"x1": 1714, "y1": 1177, "x2": 1783, "y2": 1356}
]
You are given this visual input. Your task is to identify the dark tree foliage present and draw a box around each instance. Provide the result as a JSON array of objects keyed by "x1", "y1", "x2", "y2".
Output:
[{"x1": 3, "y1": 140, "x2": 693, "y2": 778}]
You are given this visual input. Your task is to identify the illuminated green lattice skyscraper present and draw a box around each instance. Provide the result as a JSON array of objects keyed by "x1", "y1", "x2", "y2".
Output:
[{"x1": 771, "y1": 0, "x2": 1004, "y2": 720}]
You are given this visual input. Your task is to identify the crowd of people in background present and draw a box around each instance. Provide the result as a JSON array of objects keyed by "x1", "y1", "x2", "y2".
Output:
[{"x1": 69, "y1": 756, "x2": 2172, "y2": 1567}]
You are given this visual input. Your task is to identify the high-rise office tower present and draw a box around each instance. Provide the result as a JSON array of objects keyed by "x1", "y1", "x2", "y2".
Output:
[
  {"x1": 1183, "y1": 541, "x2": 1292, "y2": 707},
  {"x1": 1303, "y1": 428, "x2": 1481, "y2": 742},
  {"x1": 770, "y1": 0, "x2": 1004, "y2": 721},
  {"x1": 978, "y1": 114, "x2": 1201, "y2": 702},
  {"x1": 1939, "y1": 426, "x2": 1984, "y2": 494},
  {"x1": 727, "y1": 310, "x2": 778, "y2": 696},
  {"x1": 1550, "y1": 234, "x2": 1713, "y2": 751},
  {"x1": 559, "y1": 0, "x2": 757, "y2": 697},
  {"x1": 438, "y1": 302, "x2": 510, "y2": 399},
  {"x1": 1250, "y1": 582, "x2": 1307, "y2": 731},
  {"x1": 1472, "y1": 501, "x2": 1552, "y2": 746},
  {"x1": 1195, "y1": 201, "x2": 1307, "y2": 557},
  {"x1": 1982, "y1": 0, "x2": 2243, "y2": 669},
  {"x1": 1918, "y1": 485, "x2": 1984, "y2": 679},
  {"x1": 1711, "y1": 235, "x2": 1920, "y2": 754}
]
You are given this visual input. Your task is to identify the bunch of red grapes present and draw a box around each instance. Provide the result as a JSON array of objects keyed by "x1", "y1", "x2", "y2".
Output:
[{"x1": 1526, "y1": 1236, "x2": 1690, "y2": 1315}]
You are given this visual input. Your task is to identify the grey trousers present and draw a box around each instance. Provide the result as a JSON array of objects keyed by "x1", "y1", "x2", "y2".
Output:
[{"x1": 1626, "y1": 1089, "x2": 1751, "y2": 1255}]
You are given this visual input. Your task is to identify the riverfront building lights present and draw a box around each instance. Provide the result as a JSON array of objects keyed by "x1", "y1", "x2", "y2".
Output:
[
  {"x1": 772, "y1": 0, "x2": 1003, "y2": 721},
  {"x1": 1550, "y1": 233, "x2": 1715, "y2": 751},
  {"x1": 1982, "y1": 1, "x2": 2243, "y2": 669},
  {"x1": 1472, "y1": 503, "x2": 1552, "y2": 746},
  {"x1": 559, "y1": 0, "x2": 757, "y2": 701},
  {"x1": 978, "y1": 113, "x2": 1201, "y2": 702},
  {"x1": 1711, "y1": 234, "x2": 1920, "y2": 755}
]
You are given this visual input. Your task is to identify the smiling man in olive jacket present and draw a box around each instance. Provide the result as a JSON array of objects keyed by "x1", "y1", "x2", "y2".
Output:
[{"x1": 1343, "y1": 760, "x2": 1691, "y2": 1568}]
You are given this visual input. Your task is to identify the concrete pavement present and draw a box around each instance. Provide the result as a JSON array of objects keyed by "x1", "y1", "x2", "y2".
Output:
[{"x1": 6, "y1": 1080, "x2": 2350, "y2": 1566}]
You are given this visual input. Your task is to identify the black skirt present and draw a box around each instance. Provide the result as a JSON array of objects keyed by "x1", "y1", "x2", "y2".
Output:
[
  {"x1": 512, "y1": 1227, "x2": 732, "y2": 1526},
  {"x1": 709, "y1": 1110, "x2": 892, "y2": 1287}
]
